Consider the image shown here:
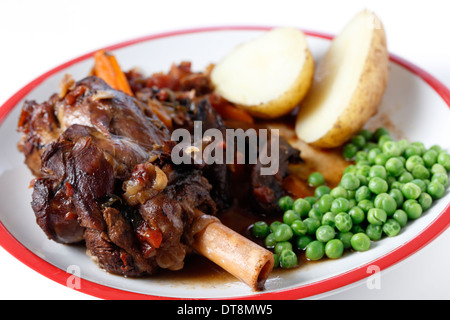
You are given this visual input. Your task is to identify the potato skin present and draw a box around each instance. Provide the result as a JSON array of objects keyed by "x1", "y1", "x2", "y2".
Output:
[
  {"x1": 237, "y1": 49, "x2": 315, "y2": 119},
  {"x1": 309, "y1": 23, "x2": 389, "y2": 148}
]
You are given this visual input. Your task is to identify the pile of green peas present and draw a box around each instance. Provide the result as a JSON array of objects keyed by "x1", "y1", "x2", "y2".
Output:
[{"x1": 251, "y1": 127, "x2": 450, "y2": 269}]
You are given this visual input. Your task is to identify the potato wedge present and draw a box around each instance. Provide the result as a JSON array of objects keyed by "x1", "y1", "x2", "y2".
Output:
[
  {"x1": 211, "y1": 27, "x2": 314, "y2": 119},
  {"x1": 295, "y1": 10, "x2": 389, "y2": 148}
]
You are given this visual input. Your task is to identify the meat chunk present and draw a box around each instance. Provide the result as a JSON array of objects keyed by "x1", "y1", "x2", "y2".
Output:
[{"x1": 20, "y1": 76, "x2": 216, "y2": 276}]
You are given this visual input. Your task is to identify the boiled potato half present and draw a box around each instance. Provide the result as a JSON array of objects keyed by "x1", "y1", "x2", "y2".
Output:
[
  {"x1": 211, "y1": 27, "x2": 314, "y2": 119},
  {"x1": 295, "y1": 10, "x2": 389, "y2": 148}
]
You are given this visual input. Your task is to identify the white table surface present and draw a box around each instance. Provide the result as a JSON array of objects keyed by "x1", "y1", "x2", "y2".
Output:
[{"x1": 0, "y1": 0, "x2": 449, "y2": 300}]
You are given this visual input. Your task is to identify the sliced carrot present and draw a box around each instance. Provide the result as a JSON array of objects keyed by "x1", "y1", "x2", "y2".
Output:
[
  {"x1": 207, "y1": 93, "x2": 254, "y2": 124},
  {"x1": 282, "y1": 175, "x2": 314, "y2": 199},
  {"x1": 93, "y1": 50, "x2": 133, "y2": 96},
  {"x1": 148, "y1": 101, "x2": 173, "y2": 130}
]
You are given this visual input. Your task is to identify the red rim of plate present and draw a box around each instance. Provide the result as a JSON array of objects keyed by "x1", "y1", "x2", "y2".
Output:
[{"x1": 0, "y1": 26, "x2": 449, "y2": 300}]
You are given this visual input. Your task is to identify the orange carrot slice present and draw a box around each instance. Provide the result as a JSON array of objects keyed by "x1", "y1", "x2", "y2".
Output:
[{"x1": 93, "y1": 50, "x2": 133, "y2": 96}]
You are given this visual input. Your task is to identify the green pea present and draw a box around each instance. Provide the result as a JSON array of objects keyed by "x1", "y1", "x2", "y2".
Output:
[
  {"x1": 404, "y1": 144, "x2": 422, "y2": 158},
  {"x1": 356, "y1": 164, "x2": 371, "y2": 177},
  {"x1": 411, "y1": 179, "x2": 427, "y2": 192},
  {"x1": 373, "y1": 128, "x2": 391, "y2": 141},
  {"x1": 355, "y1": 151, "x2": 368, "y2": 163},
  {"x1": 411, "y1": 142, "x2": 426, "y2": 155},
  {"x1": 369, "y1": 165, "x2": 387, "y2": 179},
  {"x1": 383, "y1": 219, "x2": 401, "y2": 237},
  {"x1": 342, "y1": 143, "x2": 358, "y2": 160},
  {"x1": 316, "y1": 225, "x2": 336, "y2": 242},
  {"x1": 296, "y1": 235, "x2": 312, "y2": 250},
  {"x1": 338, "y1": 231, "x2": 354, "y2": 249},
  {"x1": 351, "y1": 224, "x2": 365, "y2": 234},
  {"x1": 343, "y1": 164, "x2": 356, "y2": 175},
  {"x1": 315, "y1": 185, "x2": 331, "y2": 198},
  {"x1": 368, "y1": 177, "x2": 388, "y2": 194},
  {"x1": 270, "y1": 221, "x2": 282, "y2": 233},
  {"x1": 252, "y1": 221, "x2": 270, "y2": 238},
  {"x1": 341, "y1": 173, "x2": 361, "y2": 191},
  {"x1": 397, "y1": 139, "x2": 410, "y2": 153},
  {"x1": 412, "y1": 164, "x2": 430, "y2": 180},
  {"x1": 351, "y1": 134, "x2": 367, "y2": 149},
  {"x1": 429, "y1": 144, "x2": 443, "y2": 153},
  {"x1": 275, "y1": 241, "x2": 293, "y2": 255},
  {"x1": 273, "y1": 223, "x2": 294, "y2": 242},
  {"x1": 398, "y1": 171, "x2": 414, "y2": 183},
  {"x1": 321, "y1": 212, "x2": 337, "y2": 228},
  {"x1": 374, "y1": 193, "x2": 397, "y2": 216},
  {"x1": 308, "y1": 172, "x2": 325, "y2": 187},
  {"x1": 378, "y1": 135, "x2": 393, "y2": 148},
  {"x1": 437, "y1": 152, "x2": 450, "y2": 171},
  {"x1": 431, "y1": 163, "x2": 447, "y2": 175},
  {"x1": 280, "y1": 249, "x2": 298, "y2": 268},
  {"x1": 330, "y1": 186, "x2": 349, "y2": 199},
  {"x1": 418, "y1": 192, "x2": 433, "y2": 211},
  {"x1": 401, "y1": 182, "x2": 422, "y2": 200},
  {"x1": 348, "y1": 206, "x2": 365, "y2": 225},
  {"x1": 347, "y1": 190, "x2": 356, "y2": 199},
  {"x1": 357, "y1": 160, "x2": 372, "y2": 168},
  {"x1": 367, "y1": 148, "x2": 382, "y2": 164},
  {"x1": 393, "y1": 209, "x2": 408, "y2": 227},
  {"x1": 330, "y1": 197, "x2": 350, "y2": 214},
  {"x1": 386, "y1": 175, "x2": 396, "y2": 187},
  {"x1": 358, "y1": 199, "x2": 375, "y2": 213},
  {"x1": 406, "y1": 155, "x2": 424, "y2": 172},
  {"x1": 367, "y1": 208, "x2": 387, "y2": 226},
  {"x1": 423, "y1": 150, "x2": 438, "y2": 168},
  {"x1": 291, "y1": 219, "x2": 308, "y2": 236},
  {"x1": 351, "y1": 233, "x2": 371, "y2": 252},
  {"x1": 293, "y1": 198, "x2": 312, "y2": 218},
  {"x1": 427, "y1": 181, "x2": 445, "y2": 199},
  {"x1": 308, "y1": 207, "x2": 323, "y2": 221},
  {"x1": 278, "y1": 196, "x2": 294, "y2": 211},
  {"x1": 303, "y1": 217, "x2": 321, "y2": 235},
  {"x1": 355, "y1": 186, "x2": 371, "y2": 202},
  {"x1": 265, "y1": 233, "x2": 277, "y2": 248},
  {"x1": 283, "y1": 210, "x2": 300, "y2": 226},
  {"x1": 305, "y1": 240, "x2": 325, "y2": 261},
  {"x1": 317, "y1": 194, "x2": 334, "y2": 214},
  {"x1": 359, "y1": 128, "x2": 373, "y2": 141},
  {"x1": 385, "y1": 157, "x2": 404, "y2": 177},
  {"x1": 403, "y1": 199, "x2": 423, "y2": 220},
  {"x1": 374, "y1": 153, "x2": 389, "y2": 166},
  {"x1": 366, "y1": 224, "x2": 383, "y2": 241},
  {"x1": 363, "y1": 142, "x2": 379, "y2": 153},
  {"x1": 396, "y1": 155, "x2": 407, "y2": 165},
  {"x1": 348, "y1": 198, "x2": 356, "y2": 208},
  {"x1": 382, "y1": 141, "x2": 402, "y2": 157},
  {"x1": 325, "y1": 239, "x2": 344, "y2": 259},
  {"x1": 431, "y1": 173, "x2": 449, "y2": 187},
  {"x1": 335, "y1": 212, "x2": 353, "y2": 233},
  {"x1": 273, "y1": 253, "x2": 280, "y2": 268},
  {"x1": 304, "y1": 196, "x2": 318, "y2": 206},
  {"x1": 390, "y1": 181, "x2": 404, "y2": 190},
  {"x1": 389, "y1": 188, "x2": 404, "y2": 208}
]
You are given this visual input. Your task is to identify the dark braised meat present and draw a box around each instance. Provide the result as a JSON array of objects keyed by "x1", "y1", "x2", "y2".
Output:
[{"x1": 20, "y1": 76, "x2": 216, "y2": 276}]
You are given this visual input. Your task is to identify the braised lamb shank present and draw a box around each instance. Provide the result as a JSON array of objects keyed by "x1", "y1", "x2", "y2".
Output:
[
  {"x1": 19, "y1": 76, "x2": 218, "y2": 276},
  {"x1": 17, "y1": 61, "x2": 300, "y2": 287}
]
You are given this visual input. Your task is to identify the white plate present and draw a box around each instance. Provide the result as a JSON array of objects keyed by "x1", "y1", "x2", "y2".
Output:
[{"x1": 0, "y1": 26, "x2": 449, "y2": 300}]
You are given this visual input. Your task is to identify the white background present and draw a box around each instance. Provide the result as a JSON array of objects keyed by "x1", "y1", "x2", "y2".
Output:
[{"x1": 0, "y1": 0, "x2": 449, "y2": 300}]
